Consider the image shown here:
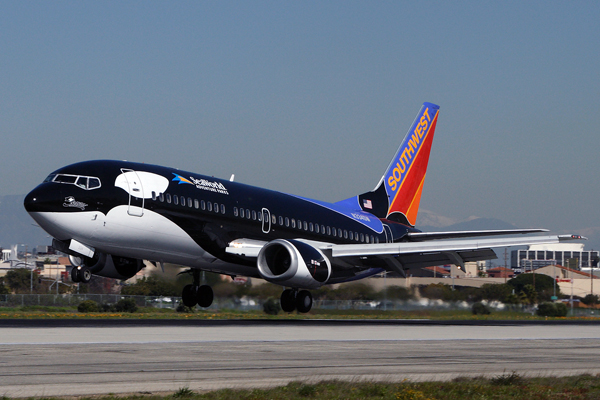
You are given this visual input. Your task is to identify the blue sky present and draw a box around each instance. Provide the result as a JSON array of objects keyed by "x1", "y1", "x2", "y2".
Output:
[{"x1": 2, "y1": 1, "x2": 599, "y2": 236}]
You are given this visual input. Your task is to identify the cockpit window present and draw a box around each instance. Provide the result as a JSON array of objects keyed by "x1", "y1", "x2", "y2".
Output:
[
  {"x1": 44, "y1": 174, "x2": 56, "y2": 183},
  {"x1": 75, "y1": 176, "x2": 88, "y2": 189},
  {"x1": 47, "y1": 174, "x2": 102, "y2": 190},
  {"x1": 55, "y1": 175, "x2": 77, "y2": 184},
  {"x1": 88, "y1": 177, "x2": 101, "y2": 189}
]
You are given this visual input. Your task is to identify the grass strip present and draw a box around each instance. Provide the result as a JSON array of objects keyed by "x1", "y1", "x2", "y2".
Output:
[
  {"x1": 0, "y1": 305, "x2": 597, "y2": 321},
  {"x1": 4, "y1": 374, "x2": 600, "y2": 399}
]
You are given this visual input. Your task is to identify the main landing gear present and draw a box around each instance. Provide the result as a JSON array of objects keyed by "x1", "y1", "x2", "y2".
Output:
[
  {"x1": 70, "y1": 266, "x2": 92, "y2": 283},
  {"x1": 280, "y1": 288, "x2": 313, "y2": 313},
  {"x1": 181, "y1": 270, "x2": 214, "y2": 308}
]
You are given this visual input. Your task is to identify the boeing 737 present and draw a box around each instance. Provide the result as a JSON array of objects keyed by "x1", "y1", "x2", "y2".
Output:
[{"x1": 23, "y1": 102, "x2": 583, "y2": 312}]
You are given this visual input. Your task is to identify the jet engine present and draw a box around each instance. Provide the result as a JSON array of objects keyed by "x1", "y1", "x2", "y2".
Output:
[
  {"x1": 257, "y1": 239, "x2": 331, "y2": 289},
  {"x1": 70, "y1": 252, "x2": 144, "y2": 280}
]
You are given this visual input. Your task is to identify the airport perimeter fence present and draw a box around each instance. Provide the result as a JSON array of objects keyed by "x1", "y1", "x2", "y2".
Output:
[{"x1": 0, "y1": 294, "x2": 598, "y2": 317}]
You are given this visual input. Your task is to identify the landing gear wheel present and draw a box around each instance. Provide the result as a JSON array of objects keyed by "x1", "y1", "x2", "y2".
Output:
[
  {"x1": 70, "y1": 267, "x2": 80, "y2": 283},
  {"x1": 80, "y1": 266, "x2": 92, "y2": 283},
  {"x1": 280, "y1": 289, "x2": 297, "y2": 313},
  {"x1": 296, "y1": 290, "x2": 313, "y2": 313},
  {"x1": 197, "y1": 285, "x2": 214, "y2": 308},
  {"x1": 182, "y1": 284, "x2": 198, "y2": 307}
]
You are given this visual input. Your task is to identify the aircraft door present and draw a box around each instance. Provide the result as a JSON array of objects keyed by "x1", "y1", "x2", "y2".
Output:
[
  {"x1": 262, "y1": 208, "x2": 271, "y2": 234},
  {"x1": 383, "y1": 224, "x2": 393, "y2": 243},
  {"x1": 121, "y1": 169, "x2": 144, "y2": 217}
]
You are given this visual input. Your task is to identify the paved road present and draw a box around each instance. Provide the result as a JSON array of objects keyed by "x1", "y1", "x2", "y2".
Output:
[{"x1": 1, "y1": 320, "x2": 600, "y2": 397}]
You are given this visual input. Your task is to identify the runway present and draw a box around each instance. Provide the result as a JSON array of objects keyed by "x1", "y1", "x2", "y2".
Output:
[{"x1": 2, "y1": 320, "x2": 600, "y2": 398}]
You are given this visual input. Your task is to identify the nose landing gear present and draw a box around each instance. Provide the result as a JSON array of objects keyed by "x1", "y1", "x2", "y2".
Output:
[{"x1": 280, "y1": 288, "x2": 313, "y2": 313}]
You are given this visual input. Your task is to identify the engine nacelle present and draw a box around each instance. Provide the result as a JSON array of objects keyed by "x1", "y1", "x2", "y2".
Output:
[
  {"x1": 257, "y1": 239, "x2": 331, "y2": 289},
  {"x1": 71, "y1": 252, "x2": 144, "y2": 280}
]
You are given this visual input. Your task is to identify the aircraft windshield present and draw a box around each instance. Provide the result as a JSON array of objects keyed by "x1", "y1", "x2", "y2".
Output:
[{"x1": 45, "y1": 173, "x2": 101, "y2": 190}]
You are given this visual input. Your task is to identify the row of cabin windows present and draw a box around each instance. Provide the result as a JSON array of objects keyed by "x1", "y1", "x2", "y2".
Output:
[
  {"x1": 232, "y1": 206, "x2": 378, "y2": 244},
  {"x1": 150, "y1": 192, "x2": 379, "y2": 244},
  {"x1": 152, "y1": 192, "x2": 226, "y2": 214}
]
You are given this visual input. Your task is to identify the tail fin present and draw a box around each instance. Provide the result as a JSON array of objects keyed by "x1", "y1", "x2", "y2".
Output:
[{"x1": 357, "y1": 102, "x2": 440, "y2": 226}]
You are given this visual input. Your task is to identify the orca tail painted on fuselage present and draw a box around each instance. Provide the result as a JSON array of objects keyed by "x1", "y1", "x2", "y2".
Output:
[{"x1": 338, "y1": 102, "x2": 440, "y2": 227}]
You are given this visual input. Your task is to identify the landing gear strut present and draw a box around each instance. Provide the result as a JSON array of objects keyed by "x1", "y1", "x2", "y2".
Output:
[
  {"x1": 280, "y1": 289, "x2": 313, "y2": 313},
  {"x1": 181, "y1": 270, "x2": 214, "y2": 308}
]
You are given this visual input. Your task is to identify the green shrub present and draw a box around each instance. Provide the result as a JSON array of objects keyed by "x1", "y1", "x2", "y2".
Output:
[
  {"x1": 554, "y1": 302, "x2": 568, "y2": 316},
  {"x1": 77, "y1": 300, "x2": 100, "y2": 313},
  {"x1": 537, "y1": 302, "x2": 568, "y2": 317},
  {"x1": 114, "y1": 298, "x2": 138, "y2": 313},
  {"x1": 263, "y1": 297, "x2": 280, "y2": 315},
  {"x1": 100, "y1": 303, "x2": 114, "y2": 312},
  {"x1": 472, "y1": 302, "x2": 491, "y2": 315},
  {"x1": 176, "y1": 302, "x2": 195, "y2": 313}
]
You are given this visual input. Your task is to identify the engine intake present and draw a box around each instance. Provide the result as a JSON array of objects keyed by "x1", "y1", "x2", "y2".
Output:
[{"x1": 257, "y1": 239, "x2": 331, "y2": 289}]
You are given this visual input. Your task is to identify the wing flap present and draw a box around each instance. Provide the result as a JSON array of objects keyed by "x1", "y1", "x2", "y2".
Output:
[{"x1": 406, "y1": 229, "x2": 548, "y2": 241}]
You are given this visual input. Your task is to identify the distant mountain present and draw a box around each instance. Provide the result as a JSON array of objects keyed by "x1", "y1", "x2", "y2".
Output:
[
  {"x1": 0, "y1": 195, "x2": 52, "y2": 250},
  {"x1": 417, "y1": 211, "x2": 599, "y2": 252}
]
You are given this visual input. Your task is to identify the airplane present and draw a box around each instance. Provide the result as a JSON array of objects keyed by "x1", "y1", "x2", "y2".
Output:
[{"x1": 23, "y1": 102, "x2": 584, "y2": 312}]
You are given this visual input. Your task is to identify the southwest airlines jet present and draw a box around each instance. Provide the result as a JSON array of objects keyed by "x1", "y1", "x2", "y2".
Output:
[{"x1": 23, "y1": 103, "x2": 582, "y2": 312}]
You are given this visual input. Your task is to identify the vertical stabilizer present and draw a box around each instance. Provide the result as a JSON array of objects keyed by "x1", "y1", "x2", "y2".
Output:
[{"x1": 356, "y1": 102, "x2": 439, "y2": 226}]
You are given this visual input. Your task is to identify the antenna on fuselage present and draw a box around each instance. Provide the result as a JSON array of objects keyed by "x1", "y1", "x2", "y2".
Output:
[{"x1": 229, "y1": 174, "x2": 235, "y2": 182}]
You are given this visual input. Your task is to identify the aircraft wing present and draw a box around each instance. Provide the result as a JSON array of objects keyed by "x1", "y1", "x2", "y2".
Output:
[
  {"x1": 226, "y1": 234, "x2": 585, "y2": 275},
  {"x1": 320, "y1": 234, "x2": 585, "y2": 273}
]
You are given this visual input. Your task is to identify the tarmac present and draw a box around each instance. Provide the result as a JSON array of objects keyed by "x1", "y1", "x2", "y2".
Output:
[{"x1": 1, "y1": 319, "x2": 600, "y2": 397}]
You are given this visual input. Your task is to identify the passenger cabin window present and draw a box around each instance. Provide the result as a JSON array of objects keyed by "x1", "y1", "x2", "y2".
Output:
[
  {"x1": 291, "y1": 219, "x2": 296, "y2": 228},
  {"x1": 285, "y1": 217, "x2": 290, "y2": 227},
  {"x1": 240, "y1": 208, "x2": 244, "y2": 218},
  {"x1": 246, "y1": 209, "x2": 251, "y2": 219},
  {"x1": 215, "y1": 203, "x2": 219, "y2": 213},
  {"x1": 166, "y1": 193, "x2": 172, "y2": 203},
  {"x1": 194, "y1": 199, "x2": 199, "y2": 209},
  {"x1": 309, "y1": 222, "x2": 314, "y2": 232},
  {"x1": 252, "y1": 210, "x2": 257, "y2": 220},
  {"x1": 159, "y1": 193, "x2": 164, "y2": 202},
  {"x1": 174, "y1": 196, "x2": 179, "y2": 205},
  {"x1": 279, "y1": 216, "x2": 284, "y2": 226},
  {"x1": 188, "y1": 197, "x2": 193, "y2": 207},
  {"x1": 234, "y1": 207, "x2": 238, "y2": 216},
  {"x1": 207, "y1": 202, "x2": 212, "y2": 212},
  {"x1": 201, "y1": 200, "x2": 206, "y2": 210},
  {"x1": 221, "y1": 204, "x2": 225, "y2": 214}
]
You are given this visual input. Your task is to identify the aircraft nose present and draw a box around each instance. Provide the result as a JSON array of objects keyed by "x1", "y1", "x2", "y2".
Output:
[{"x1": 24, "y1": 186, "x2": 46, "y2": 213}]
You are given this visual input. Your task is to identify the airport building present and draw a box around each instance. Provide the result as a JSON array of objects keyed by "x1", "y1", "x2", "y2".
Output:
[{"x1": 511, "y1": 243, "x2": 599, "y2": 272}]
